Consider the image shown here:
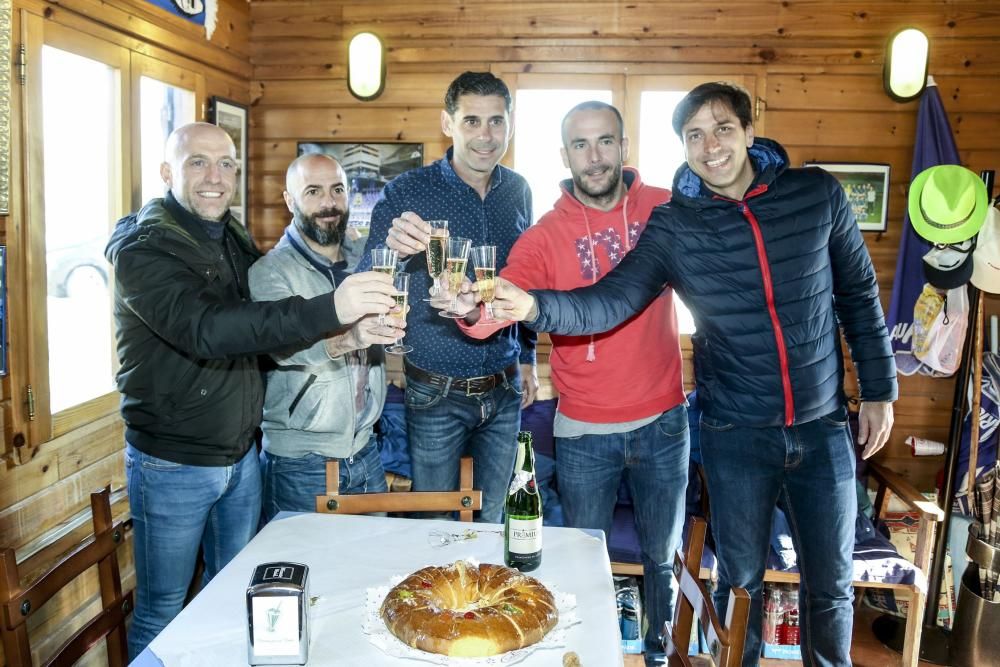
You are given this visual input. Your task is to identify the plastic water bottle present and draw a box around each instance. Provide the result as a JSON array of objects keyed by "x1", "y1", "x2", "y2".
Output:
[{"x1": 618, "y1": 584, "x2": 641, "y2": 641}]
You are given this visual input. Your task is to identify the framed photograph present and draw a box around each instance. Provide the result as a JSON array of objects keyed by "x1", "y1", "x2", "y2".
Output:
[
  {"x1": 296, "y1": 142, "x2": 424, "y2": 237},
  {"x1": 803, "y1": 162, "x2": 891, "y2": 232},
  {"x1": 208, "y1": 97, "x2": 249, "y2": 226}
]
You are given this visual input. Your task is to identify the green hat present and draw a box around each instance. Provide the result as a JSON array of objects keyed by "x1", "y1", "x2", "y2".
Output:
[{"x1": 908, "y1": 165, "x2": 989, "y2": 244}]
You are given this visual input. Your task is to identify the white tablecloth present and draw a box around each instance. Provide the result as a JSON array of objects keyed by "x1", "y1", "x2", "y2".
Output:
[{"x1": 142, "y1": 513, "x2": 623, "y2": 666}]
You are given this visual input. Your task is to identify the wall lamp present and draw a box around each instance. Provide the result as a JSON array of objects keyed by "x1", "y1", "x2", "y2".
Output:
[
  {"x1": 348, "y1": 32, "x2": 386, "y2": 101},
  {"x1": 883, "y1": 27, "x2": 930, "y2": 102}
]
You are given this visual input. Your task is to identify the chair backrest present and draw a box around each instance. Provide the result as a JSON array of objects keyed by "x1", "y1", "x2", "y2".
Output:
[
  {"x1": 664, "y1": 517, "x2": 750, "y2": 667},
  {"x1": 0, "y1": 486, "x2": 132, "y2": 667},
  {"x1": 315, "y1": 456, "x2": 483, "y2": 522}
]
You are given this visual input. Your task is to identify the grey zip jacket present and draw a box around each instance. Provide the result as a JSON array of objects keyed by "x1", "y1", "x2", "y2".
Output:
[{"x1": 249, "y1": 229, "x2": 387, "y2": 459}]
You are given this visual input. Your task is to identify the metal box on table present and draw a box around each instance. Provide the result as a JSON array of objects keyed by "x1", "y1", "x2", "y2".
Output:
[{"x1": 246, "y1": 562, "x2": 310, "y2": 665}]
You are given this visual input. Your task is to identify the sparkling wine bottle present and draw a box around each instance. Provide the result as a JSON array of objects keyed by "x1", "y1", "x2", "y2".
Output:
[{"x1": 504, "y1": 431, "x2": 543, "y2": 572}]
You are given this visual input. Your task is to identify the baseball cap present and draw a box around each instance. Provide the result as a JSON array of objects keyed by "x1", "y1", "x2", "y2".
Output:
[
  {"x1": 909, "y1": 165, "x2": 989, "y2": 244},
  {"x1": 922, "y1": 239, "x2": 974, "y2": 289},
  {"x1": 971, "y1": 207, "x2": 1000, "y2": 294}
]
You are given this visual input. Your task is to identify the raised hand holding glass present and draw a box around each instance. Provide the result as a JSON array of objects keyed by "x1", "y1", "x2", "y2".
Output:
[
  {"x1": 370, "y1": 247, "x2": 398, "y2": 325},
  {"x1": 386, "y1": 272, "x2": 412, "y2": 355},
  {"x1": 438, "y1": 236, "x2": 471, "y2": 318},
  {"x1": 471, "y1": 245, "x2": 497, "y2": 324},
  {"x1": 423, "y1": 220, "x2": 449, "y2": 300}
]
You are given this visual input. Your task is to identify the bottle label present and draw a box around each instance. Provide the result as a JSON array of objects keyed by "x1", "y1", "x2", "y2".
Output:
[{"x1": 507, "y1": 517, "x2": 542, "y2": 554}]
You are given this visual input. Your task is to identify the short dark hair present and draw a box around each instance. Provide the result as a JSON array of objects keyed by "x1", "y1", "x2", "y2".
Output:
[
  {"x1": 671, "y1": 82, "x2": 753, "y2": 138},
  {"x1": 561, "y1": 101, "x2": 624, "y2": 145},
  {"x1": 444, "y1": 71, "x2": 513, "y2": 115}
]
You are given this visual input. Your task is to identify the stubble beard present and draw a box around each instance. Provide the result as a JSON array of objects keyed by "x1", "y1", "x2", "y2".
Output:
[{"x1": 573, "y1": 162, "x2": 623, "y2": 206}]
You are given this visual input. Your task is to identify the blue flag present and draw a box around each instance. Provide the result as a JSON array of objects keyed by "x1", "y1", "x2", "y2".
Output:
[
  {"x1": 886, "y1": 81, "x2": 961, "y2": 372},
  {"x1": 142, "y1": 0, "x2": 217, "y2": 38}
]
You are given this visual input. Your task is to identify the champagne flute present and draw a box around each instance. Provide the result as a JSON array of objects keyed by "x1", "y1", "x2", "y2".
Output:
[
  {"x1": 386, "y1": 272, "x2": 413, "y2": 355},
  {"x1": 470, "y1": 245, "x2": 497, "y2": 324},
  {"x1": 437, "y1": 236, "x2": 471, "y2": 318},
  {"x1": 370, "y1": 247, "x2": 398, "y2": 276},
  {"x1": 423, "y1": 220, "x2": 449, "y2": 302},
  {"x1": 370, "y1": 247, "x2": 398, "y2": 325}
]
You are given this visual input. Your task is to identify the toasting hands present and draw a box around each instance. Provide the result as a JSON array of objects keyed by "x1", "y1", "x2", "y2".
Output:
[
  {"x1": 490, "y1": 278, "x2": 538, "y2": 322},
  {"x1": 386, "y1": 211, "x2": 431, "y2": 258},
  {"x1": 430, "y1": 277, "x2": 480, "y2": 319},
  {"x1": 324, "y1": 314, "x2": 407, "y2": 356},
  {"x1": 333, "y1": 272, "x2": 398, "y2": 325}
]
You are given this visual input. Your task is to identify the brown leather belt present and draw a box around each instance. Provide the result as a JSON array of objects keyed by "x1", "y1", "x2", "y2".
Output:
[{"x1": 404, "y1": 361, "x2": 517, "y2": 396}]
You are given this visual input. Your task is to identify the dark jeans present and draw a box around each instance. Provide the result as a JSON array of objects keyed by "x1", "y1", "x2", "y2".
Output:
[
  {"x1": 260, "y1": 435, "x2": 388, "y2": 523},
  {"x1": 700, "y1": 407, "x2": 856, "y2": 667},
  {"x1": 556, "y1": 405, "x2": 690, "y2": 652},
  {"x1": 404, "y1": 372, "x2": 522, "y2": 523}
]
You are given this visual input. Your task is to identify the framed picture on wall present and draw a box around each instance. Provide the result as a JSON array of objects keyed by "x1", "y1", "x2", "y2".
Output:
[
  {"x1": 296, "y1": 142, "x2": 424, "y2": 238},
  {"x1": 208, "y1": 97, "x2": 249, "y2": 227},
  {"x1": 803, "y1": 162, "x2": 891, "y2": 232}
]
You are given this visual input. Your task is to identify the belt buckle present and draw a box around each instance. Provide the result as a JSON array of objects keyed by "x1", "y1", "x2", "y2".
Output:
[{"x1": 464, "y1": 374, "x2": 491, "y2": 397}]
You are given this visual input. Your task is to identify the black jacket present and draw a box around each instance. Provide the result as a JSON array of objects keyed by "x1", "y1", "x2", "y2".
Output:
[
  {"x1": 530, "y1": 138, "x2": 897, "y2": 427},
  {"x1": 105, "y1": 197, "x2": 343, "y2": 465}
]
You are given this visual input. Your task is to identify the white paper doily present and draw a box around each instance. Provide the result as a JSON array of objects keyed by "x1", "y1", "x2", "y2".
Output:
[{"x1": 363, "y1": 574, "x2": 580, "y2": 665}]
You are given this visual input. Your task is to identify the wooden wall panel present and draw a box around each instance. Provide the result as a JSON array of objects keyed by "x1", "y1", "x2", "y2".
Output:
[{"x1": 251, "y1": 0, "x2": 1000, "y2": 491}]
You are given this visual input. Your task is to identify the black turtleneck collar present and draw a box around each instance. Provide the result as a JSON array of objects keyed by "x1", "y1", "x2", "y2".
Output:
[{"x1": 163, "y1": 191, "x2": 230, "y2": 241}]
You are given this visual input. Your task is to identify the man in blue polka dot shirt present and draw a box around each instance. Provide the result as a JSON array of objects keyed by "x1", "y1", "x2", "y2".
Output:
[{"x1": 357, "y1": 72, "x2": 537, "y2": 524}]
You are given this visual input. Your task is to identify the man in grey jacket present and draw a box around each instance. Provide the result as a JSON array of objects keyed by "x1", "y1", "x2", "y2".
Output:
[{"x1": 249, "y1": 153, "x2": 405, "y2": 522}]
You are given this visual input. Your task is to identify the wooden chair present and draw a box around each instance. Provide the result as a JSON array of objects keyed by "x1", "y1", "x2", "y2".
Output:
[
  {"x1": 664, "y1": 517, "x2": 750, "y2": 667},
  {"x1": 0, "y1": 486, "x2": 132, "y2": 667},
  {"x1": 316, "y1": 455, "x2": 483, "y2": 522}
]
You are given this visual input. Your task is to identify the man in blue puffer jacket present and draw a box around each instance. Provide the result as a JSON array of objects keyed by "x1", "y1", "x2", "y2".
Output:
[{"x1": 490, "y1": 82, "x2": 897, "y2": 667}]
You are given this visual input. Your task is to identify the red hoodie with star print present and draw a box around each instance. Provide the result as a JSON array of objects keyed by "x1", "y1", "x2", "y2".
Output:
[{"x1": 459, "y1": 167, "x2": 684, "y2": 423}]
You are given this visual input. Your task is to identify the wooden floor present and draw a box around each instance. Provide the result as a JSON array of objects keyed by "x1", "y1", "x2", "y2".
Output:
[{"x1": 622, "y1": 608, "x2": 943, "y2": 666}]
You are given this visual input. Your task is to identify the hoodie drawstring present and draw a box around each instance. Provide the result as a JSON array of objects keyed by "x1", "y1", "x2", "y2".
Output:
[
  {"x1": 582, "y1": 208, "x2": 598, "y2": 362},
  {"x1": 581, "y1": 192, "x2": 631, "y2": 363}
]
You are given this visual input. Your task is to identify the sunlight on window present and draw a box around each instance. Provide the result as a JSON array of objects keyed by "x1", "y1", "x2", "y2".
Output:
[
  {"x1": 638, "y1": 90, "x2": 688, "y2": 191},
  {"x1": 140, "y1": 77, "x2": 196, "y2": 204},
  {"x1": 42, "y1": 46, "x2": 118, "y2": 412},
  {"x1": 638, "y1": 89, "x2": 695, "y2": 334},
  {"x1": 514, "y1": 89, "x2": 613, "y2": 223}
]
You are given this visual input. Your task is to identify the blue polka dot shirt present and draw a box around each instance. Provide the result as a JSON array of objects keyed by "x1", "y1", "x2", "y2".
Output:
[{"x1": 358, "y1": 148, "x2": 536, "y2": 378}]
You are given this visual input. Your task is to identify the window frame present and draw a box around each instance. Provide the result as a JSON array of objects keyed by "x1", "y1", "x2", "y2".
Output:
[
  {"x1": 11, "y1": 12, "x2": 204, "y2": 458},
  {"x1": 129, "y1": 52, "x2": 206, "y2": 210}
]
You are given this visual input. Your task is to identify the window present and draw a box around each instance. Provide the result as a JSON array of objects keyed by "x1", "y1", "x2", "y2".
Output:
[
  {"x1": 40, "y1": 45, "x2": 119, "y2": 414},
  {"x1": 132, "y1": 53, "x2": 202, "y2": 206},
  {"x1": 138, "y1": 77, "x2": 196, "y2": 204},
  {"x1": 16, "y1": 17, "x2": 204, "y2": 448},
  {"x1": 514, "y1": 87, "x2": 614, "y2": 223},
  {"x1": 636, "y1": 90, "x2": 688, "y2": 191}
]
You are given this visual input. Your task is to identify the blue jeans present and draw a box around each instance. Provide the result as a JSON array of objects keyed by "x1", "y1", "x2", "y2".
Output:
[
  {"x1": 556, "y1": 405, "x2": 690, "y2": 652},
  {"x1": 125, "y1": 443, "x2": 262, "y2": 660},
  {"x1": 699, "y1": 407, "x2": 857, "y2": 667},
  {"x1": 404, "y1": 373, "x2": 522, "y2": 523},
  {"x1": 260, "y1": 435, "x2": 388, "y2": 523}
]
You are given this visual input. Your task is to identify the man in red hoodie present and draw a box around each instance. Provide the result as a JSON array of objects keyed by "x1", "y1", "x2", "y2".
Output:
[{"x1": 458, "y1": 101, "x2": 688, "y2": 657}]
